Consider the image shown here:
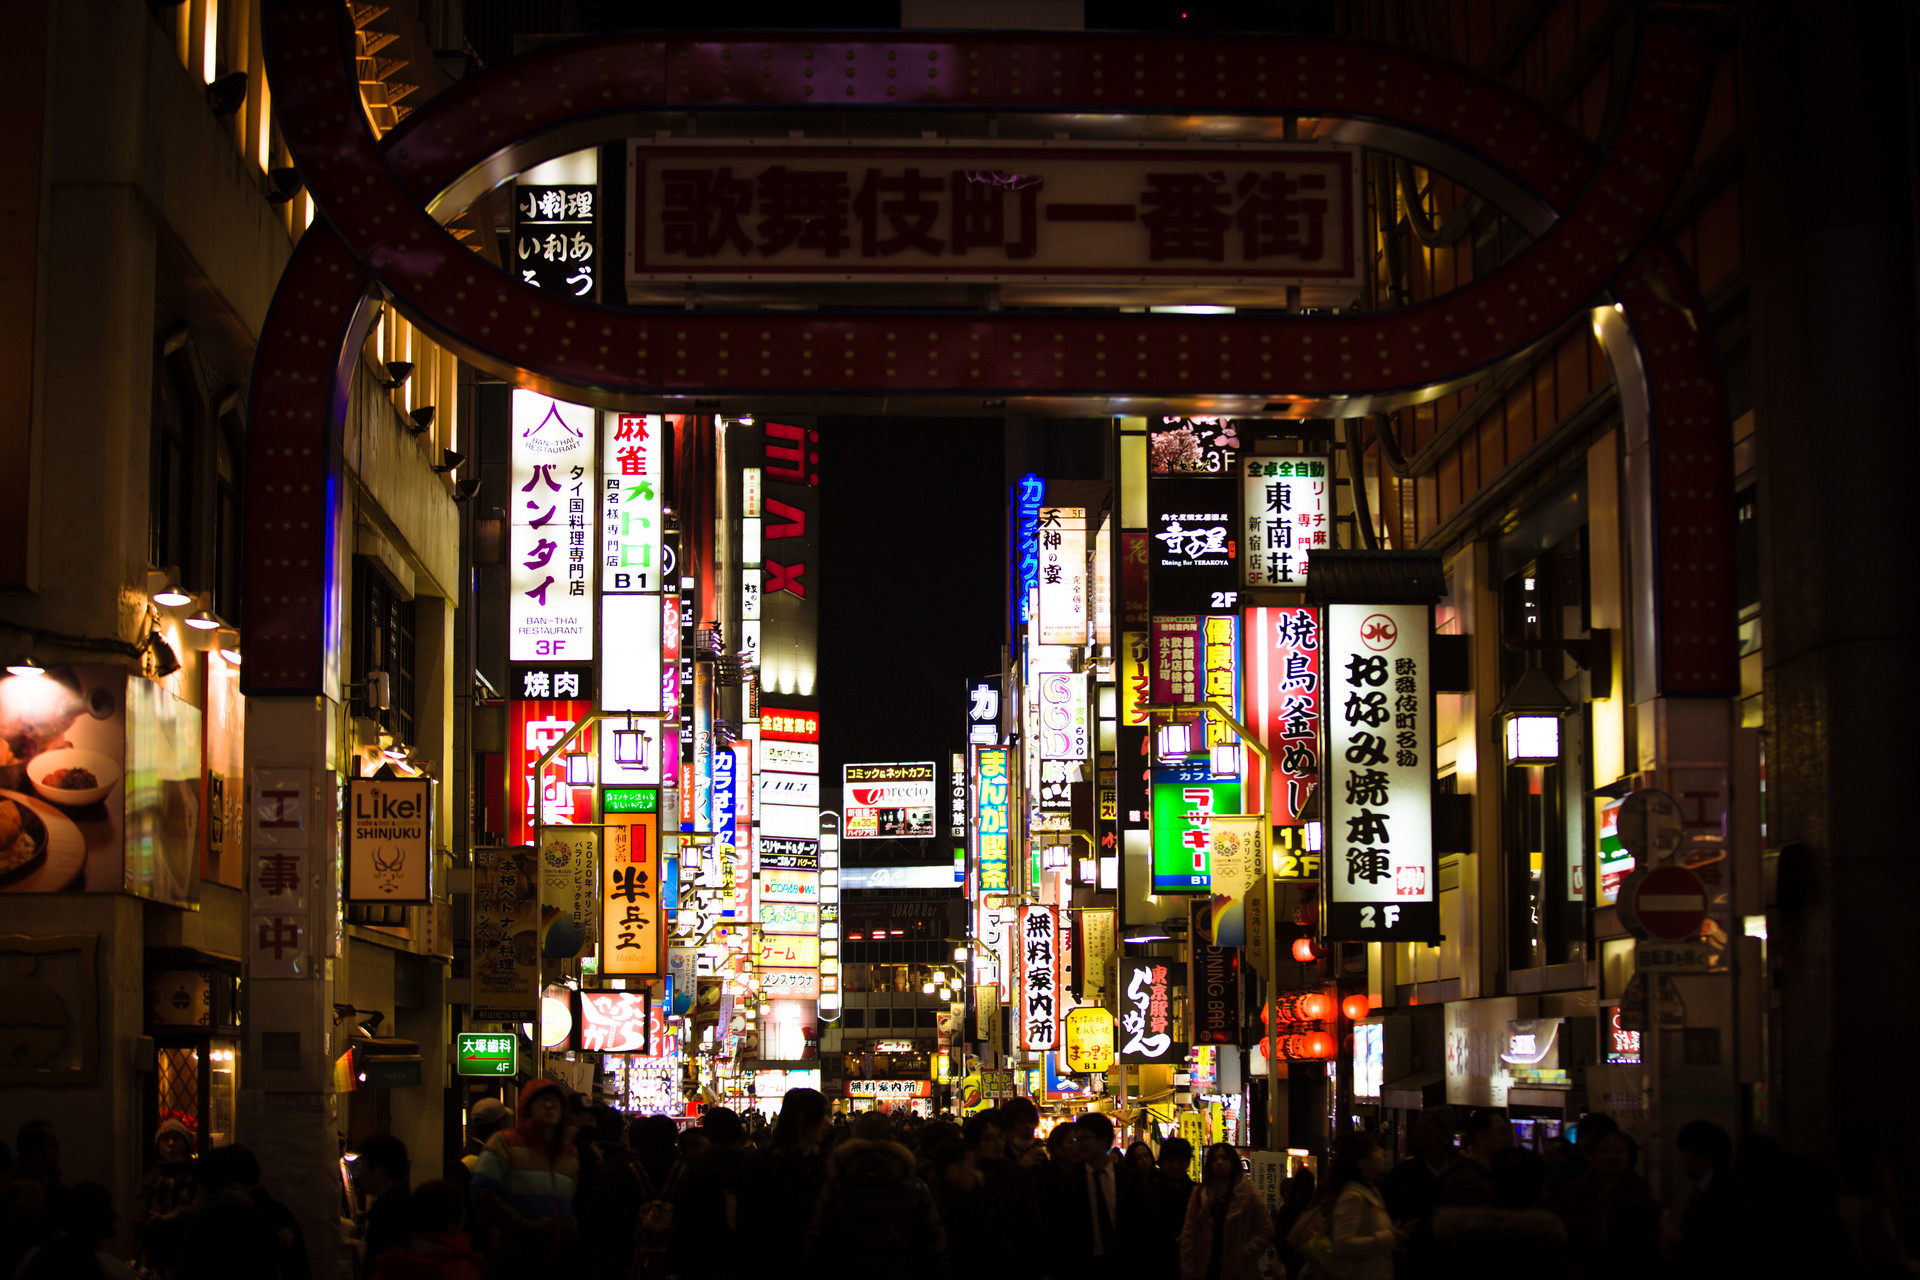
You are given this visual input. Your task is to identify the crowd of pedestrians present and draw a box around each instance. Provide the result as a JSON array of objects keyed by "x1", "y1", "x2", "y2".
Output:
[{"x1": 4, "y1": 1097, "x2": 1919, "y2": 1278}]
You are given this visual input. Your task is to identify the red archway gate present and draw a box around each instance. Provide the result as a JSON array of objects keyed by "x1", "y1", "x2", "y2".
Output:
[{"x1": 247, "y1": 9, "x2": 1731, "y2": 701}]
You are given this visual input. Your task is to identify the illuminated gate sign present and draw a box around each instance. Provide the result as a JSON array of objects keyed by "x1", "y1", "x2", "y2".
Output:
[
  {"x1": 509, "y1": 391, "x2": 595, "y2": 661},
  {"x1": 1241, "y1": 457, "x2": 1331, "y2": 587},
  {"x1": 1324, "y1": 603, "x2": 1437, "y2": 941},
  {"x1": 629, "y1": 145, "x2": 1360, "y2": 287}
]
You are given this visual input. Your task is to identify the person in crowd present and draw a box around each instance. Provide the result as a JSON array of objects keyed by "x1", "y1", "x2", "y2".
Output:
[
  {"x1": 1674, "y1": 1118, "x2": 1742, "y2": 1275},
  {"x1": 671, "y1": 1107, "x2": 752, "y2": 1280},
  {"x1": 575, "y1": 1106, "x2": 644, "y2": 1280},
  {"x1": 916, "y1": 1119, "x2": 962, "y2": 1179},
  {"x1": 1272, "y1": 1169, "x2": 1316, "y2": 1280},
  {"x1": 14, "y1": 1120, "x2": 62, "y2": 1229},
  {"x1": 0, "y1": 1139, "x2": 49, "y2": 1280},
  {"x1": 1178, "y1": 1142, "x2": 1273, "y2": 1280},
  {"x1": 1439, "y1": 1109, "x2": 1511, "y2": 1208},
  {"x1": 930, "y1": 1137, "x2": 988, "y2": 1273},
  {"x1": 1309, "y1": 1131, "x2": 1409, "y2": 1280},
  {"x1": 175, "y1": 1145, "x2": 283, "y2": 1280},
  {"x1": 353, "y1": 1134, "x2": 414, "y2": 1276},
  {"x1": 1550, "y1": 1126, "x2": 1658, "y2": 1278},
  {"x1": 458, "y1": 1100, "x2": 511, "y2": 1181},
  {"x1": 132, "y1": 1118, "x2": 197, "y2": 1275},
  {"x1": 1044, "y1": 1111, "x2": 1150, "y2": 1280},
  {"x1": 1548, "y1": 1113, "x2": 1617, "y2": 1196},
  {"x1": 1382, "y1": 1105, "x2": 1455, "y2": 1277},
  {"x1": 803, "y1": 1106, "x2": 947, "y2": 1279},
  {"x1": 1150, "y1": 1136, "x2": 1198, "y2": 1278},
  {"x1": 631, "y1": 1114, "x2": 680, "y2": 1193},
  {"x1": 1430, "y1": 1146, "x2": 1570, "y2": 1279},
  {"x1": 1001, "y1": 1096, "x2": 1049, "y2": 1169},
  {"x1": 964, "y1": 1109, "x2": 1040, "y2": 1280},
  {"x1": 14, "y1": 1179, "x2": 135, "y2": 1280},
  {"x1": 1126, "y1": 1140, "x2": 1159, "y2": 1183},
  {"x1": 370, "y1": 1179, "x2": 487, "y2": 1280},
  {"x1": 470, "y1": 1079, "x2": 583, "y2": 1277},
  {"x1": 741, "y1": 1088, "x2": 833, "y2": 1271},
  {"x1": 1836, "y1": 1124, "x2": 1920, "y2": 1277}
]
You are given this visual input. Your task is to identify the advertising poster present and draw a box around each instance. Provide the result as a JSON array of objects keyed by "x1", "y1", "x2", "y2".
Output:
[
  {"x1": 844, "y1": 762, "x2": 935, "y2": 839},
  {"x1": 1207, "y1": 815, "x2": 1264, "y2": 948},
  {"x1": 538, "y1": 824, "x2": 599, "y2": 952},
  {"x1": 345, "y1": 777, "x2": 433, "y2": 903},
  {"x1": 471, "y1": 845, "x2": 540, "y2": 1020},
  {"x1": 0, "y1": 666, "x2": 128, "y2": 895},
  {"x1": 127, "y1": 674, "x2": 201, "y2": 906}
]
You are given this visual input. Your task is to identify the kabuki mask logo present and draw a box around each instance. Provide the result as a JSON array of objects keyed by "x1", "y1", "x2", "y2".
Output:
[{"x1": 371, "y1": 844, "x2": 408, "y2": 894}]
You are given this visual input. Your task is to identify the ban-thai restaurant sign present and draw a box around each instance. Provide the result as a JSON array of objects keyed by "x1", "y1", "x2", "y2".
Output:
[{"x1": 628, "y1": 144, "x2": 1360, "y2": 286}]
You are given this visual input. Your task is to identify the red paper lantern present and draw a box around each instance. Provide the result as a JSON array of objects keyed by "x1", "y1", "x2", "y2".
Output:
[
  {"x1": 1291, "y1": 936, "x2": 1319, "y2": 962},
  {"x1": 1342, "y1": 994, "x2": 1372, "y2": 1021}
]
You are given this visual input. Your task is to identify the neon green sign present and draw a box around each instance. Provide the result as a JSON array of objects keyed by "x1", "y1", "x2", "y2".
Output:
[{"x1": 455, "y1": 1032, "x2": 517, "y2": 1077}]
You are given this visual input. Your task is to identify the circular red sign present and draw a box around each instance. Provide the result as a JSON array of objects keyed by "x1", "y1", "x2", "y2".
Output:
[
  {"x1": 1359, "y1": 613, "x2": 1399, "y2": 651},
  {"x1": 1629, "y1": 865, "x2": 1708, "y2": 940}
]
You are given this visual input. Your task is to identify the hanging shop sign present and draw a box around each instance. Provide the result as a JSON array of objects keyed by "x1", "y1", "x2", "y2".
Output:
[
  {"x1": 1118, "y1": 958, "x2": 1187, "y2": 1065},
  {"x1": 601, "y1": 412, "x2": 663, "y2": 593},
  {"x1": 949, "y1": 750, "x2": 968, "y2": 840},
  {"x1": 761, "y1": 968, "x2": 822, "y2": 1000},
  {"x1": 760, "y1": 866, "x2": 820, "y2": 903},
  {"x1": 602, "y1": 787, "x2": 658, "y2": 815},
  {"x1": 1064, "y1": 1006, "x2": 1115, "y2": 1074},
  {"x1": 509, "y1": 391, "x2": 595, "y2": 662},
  {"x1": 1016, "y1": 903, "x2": 1061, "y2": 1052},
  {"x1": 1248, "y1": 606, "x2": 1321, "y2": 827},
  {"x1": 600, "y1": 811, "x2": 662, "y2": 976},
  {"x1": 602, "y1": 593, "x2": 664, "y2": 714},
  {"x1": 758, "y1": 418, "x2": 820, "y2": 701},
  {"x1": 972, "y1": 746, "x2": 1011, "y2": 893},
  {"x1": 512, "y1": 182, "x2": 598, "y2": 297},
  {"x1": 762, "y1": 740, "x2": 821, "y2": 773},
  {"x1": 760, "y1": 771, "x2": 820, "y2": 807},
  {"x1": 965, "y1": 676, "x2": 1002, "y2": 745},
  {"x1": 1207, "y1": 815, "x2": 1264, "y2": 948},
  {"x1": 758, "y1": 836, "x2": 820, "y2": 871},
  {"x1": 1149, "y1": 614, "x2": 1240, "y2": 744},
  {"x1": 1149, "y1": 478, "x2": 1240, "y2": 613},
  {"x1": 345, "y1": 777, "x2": 432, "y2": 903},
  {"x1": 577, "y1": 990, "x2": 653, "y2": 1054},
  {"x1": 1037, "y1": 670, "x2": 1090, "y2": 762},
  {"x1": 712, "y1": 746, "x2": 738, "y2": 839},
  {"x1": 471, "y1": 845, "x2": 539, "y2": 1020},
  {"x1": 1037, "y1": 507, "x2": 1088, "y2": 646},
  {"x1": 1151, "y1": 417, "x2": 1243, "y2": 477},
  {"x1": 762, "y1": 708, "x2": 820, "y2": 742},
  {"x1": 1077, "y1": 907, "x2": 1117, "y2": 1004},
  {"x1": 1013, "y1": 474, "x2": 1044, "y2": 626},
  {"x1": 1188, "y1": 900, "x2": 1240, "y2": 1046},
  {"x1": 843, "y1": 762, "x2": 936, "y2": 839},
  {"x1": 1324, "y1": 603, "x2": 1437, "y2": 941},
  {"x1": 509, "y1": 699, "x2": 596, "y2": 846},
  {"x1": 847, "y1": 1079, "x2": 933, "y2": 1099},
  {"x1": 756, "y1": 933, "x2": 821, "y2": 968},
  {"x1": 629, "y1": 145, "x2": 1360, "y2": 286},
  {"x1": 1038, "y1": 759, "x2": 1074, "y2": 812},
  {"x1": 1241, "y1": 457, "x2": 1331, "y2": 587},
  {"x1": 1151, "y1": 762, "x2": 1239, "y2": 893},
  {"x1": 509, "y1": 664, "x2": 595, "y2": 702},
  {"x1": 455, "y1": 1032, "x2": 518, "y2": 1078},
  {"x1": 759, "y1": 900, "x2": 820, "y2": 934}
]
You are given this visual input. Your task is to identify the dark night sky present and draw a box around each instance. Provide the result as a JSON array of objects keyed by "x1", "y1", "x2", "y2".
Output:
[{"x1": 816, "y1": 416, "x2": 1005, "y2": 790}]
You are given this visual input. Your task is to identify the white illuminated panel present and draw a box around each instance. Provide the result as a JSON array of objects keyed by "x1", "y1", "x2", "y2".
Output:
[
  {"x1": 761, "y1": 803, "x2": 820, "y2": 838},
  {"x1": 1036, "y1": 506, "x2": 1087, "y2": 646},
  {"x1": 760, "y1": 773, "x2": 820, "y2": 807},
  {"x1": 600, "y1": 594, "x2": 663, "y2": 712},
  {"x1": 1242, "y1": 456, "x2": 1331, "y2": 588}
]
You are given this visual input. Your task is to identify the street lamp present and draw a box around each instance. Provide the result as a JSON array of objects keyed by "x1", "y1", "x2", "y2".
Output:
[
  {"x1": 1497, "y1": 666, "x2": 1573, "y2": 765},
  {"x1": 612, "y1": 718, "x2": 647, "y2": 768},
  {"x1": 564, "y1": 749, "x2": 594, "y2": 786}
]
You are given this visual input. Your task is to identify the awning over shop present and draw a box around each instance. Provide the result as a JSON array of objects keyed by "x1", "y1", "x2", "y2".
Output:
[{"x1": 1380, "y1": 1072, "x2": 1445, "y2": 1110}]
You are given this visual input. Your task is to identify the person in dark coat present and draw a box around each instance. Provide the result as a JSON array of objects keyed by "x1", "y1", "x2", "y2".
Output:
[
  {"x1": 740, "y1": 1089, "x2": 833, "y2": 1270},
  {"x1": 370, "y1": 1179, "x2": 487, "y2": 1280},
  {"x1": 1044, "y1": 1112, "x2": 1152, "y2": 1280},
  {"x1": 671, "y1": 1108, "x2": 753, "y2": 1280},
  {"x1": 965, "y1": 1109, "x2": 1042, "y2": 1280},
  {"x1": 132, "y1": 1118, "x2": 197, "y2": 1275},
  {"x1": 803, "y1": 1117, "x2": 947, "y2": 1280},
  {"x1": 353, "y1": 1134, "x2": 414, "y2": 1276},
  {"x1": 1381, "y1": 1105, "x2": 1455, "y2": 1277},
  {"x1": 175, "y1": 1145, "x2": 283, "y2": 1280},
  {"x1": 1149, "y1": 1136, "x2": 1198, "y2": 1277},
  {"x1": 1674, "y1": 1119, "x2": 1742, "y2": 1277}
]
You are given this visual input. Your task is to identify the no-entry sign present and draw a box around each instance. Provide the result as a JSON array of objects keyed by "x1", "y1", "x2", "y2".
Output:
[{"x1": 1620, "y1": 865, "x2": 1708, "y2": 941}]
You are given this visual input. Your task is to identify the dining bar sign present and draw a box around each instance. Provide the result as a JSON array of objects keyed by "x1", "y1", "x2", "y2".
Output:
[{"x1": 628, "y1": 144, "x2": 1361, "y2": 285}]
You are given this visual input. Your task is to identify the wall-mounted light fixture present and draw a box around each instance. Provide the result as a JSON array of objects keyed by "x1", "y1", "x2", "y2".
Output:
[{"x1": 1496, "y1": 666, "x2": 1573, "y2": 765}]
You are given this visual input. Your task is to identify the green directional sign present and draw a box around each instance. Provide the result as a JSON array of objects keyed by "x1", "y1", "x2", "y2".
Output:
[
  {"x1": 456, "y1": 1032, "x2": 517, "y2": 1077},
  {"x1": 603, "y1": 787, "x2": 659, "y2": 815}
]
